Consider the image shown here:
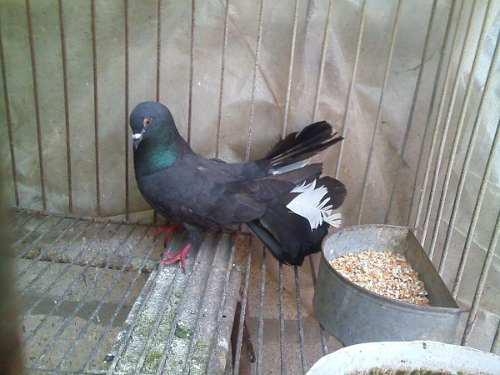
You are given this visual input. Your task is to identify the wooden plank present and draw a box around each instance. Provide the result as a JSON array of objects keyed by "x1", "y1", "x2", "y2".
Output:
[
  {"x1": 29, "y1": 0, "x2": 70, "y2": 214},
  {"x1": 61, "y1": 0, "x2": 98, "y2": 216},
  {"x1": 95, "y1": 0, "x2": 127, "y2": 217},
  {"x1": 127, "y1": 0, "x2": 157, "y2": 214},
  {"x1": 0, "y1": 0, "x2": 42, "y2": 210}
]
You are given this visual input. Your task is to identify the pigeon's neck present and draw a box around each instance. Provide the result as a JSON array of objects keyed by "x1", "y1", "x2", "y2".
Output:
[{"x1": 134, "y1": 126, "x2": 188, "y2": 177}]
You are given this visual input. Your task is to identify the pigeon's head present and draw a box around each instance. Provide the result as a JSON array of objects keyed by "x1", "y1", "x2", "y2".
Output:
[{"x1": 129, "y1": 101, "x2": 178, "y2": 150}]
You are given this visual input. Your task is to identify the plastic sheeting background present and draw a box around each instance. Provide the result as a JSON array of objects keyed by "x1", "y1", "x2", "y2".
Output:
[{"x1": 0, "y1": 0, "x2": 499, "y2": 346}]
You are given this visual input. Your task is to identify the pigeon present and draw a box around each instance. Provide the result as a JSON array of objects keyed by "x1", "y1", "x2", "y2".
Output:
[{"x1": 130, "y1": 101, "x2": 346, "y2": 269}]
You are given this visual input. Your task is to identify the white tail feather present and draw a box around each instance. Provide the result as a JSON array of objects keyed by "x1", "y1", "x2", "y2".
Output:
[
  {"x1": 271, "y1": 158, "x2": 310, "y2": 175},
  {"x1": 286, "y1": 179, "x2": 342, "y2": 230}
]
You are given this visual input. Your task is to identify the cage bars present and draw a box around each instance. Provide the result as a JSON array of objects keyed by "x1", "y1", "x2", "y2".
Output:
[
  {"x1": 384, "y1": 0, "x2": 439, "y2": 224},
  {"x1": 460, "y1": 124, "x2": 500, "y2": 345},
  {"x1": 0, "y1": 14, "x2": 19, "y2": 207},
  {"x1": 57, "y1": 0, "x2": 73, "y2": 214},
  {"x1": 334, "y1": 0, "x2": 367, "y2": 179},
  {"x1": 244, "y1": 0, "x2": 265, "y2": 161},
  {"x1": 438, "y1": 32, "x2": 500, "y2": 282},
  {"x1": 357, "y1": 0, "x2": 402, "y2": 224},
  {"x1": 25, "y1": 0, "x2": 47, "y2": 212},
  {"x1": 405, "y1": 0, "x2": 459, "y2": 227},
  {"x1": 420, "y1": 0, "x2": 484, "y2": 247},
  {"x1": 312, "y1": 0, "x2": 333, "y2": 122},
  {"x1": 413, "y1": 0, "x2": 470, "y2": 234},
  {"x1": 215, "y1": 0, "x2": 230, "y2": 158},
  {"x1": 281, "y1": 0, "x2": 300, "y2": 139},
  {"x1": 428, "y1": 0, "x2": 495, "y2": 260}
]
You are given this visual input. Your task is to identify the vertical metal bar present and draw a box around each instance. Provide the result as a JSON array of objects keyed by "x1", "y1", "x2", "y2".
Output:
[
  {"x1": 308, "y1": 256, "x2": 328, "y2": 355},
  {"x1": 421, "y1": 0, "x2": 481, "y2": 246},
  {"x1": 187, "y1": 0, "x2": 195, "y2": 145},
  {"x1": 412, "y1": 0, "x2": 469, "y2": 233},
  {"x1": 491, "y1": 322, "x2": 500, "y2": 353},
  {"x1": 215, "y1": 0, "x2": 230, "y2": 158},
  {"x1": 357, "y1": 0, "x2": 402, "y2": 224},
  {"x1": 256, "y1": 247, "x2": 266, "y2": 375},
  {"x1": 26, "y1": 0, "x2": 47, "y2": 211},
  {"x1": 244, "y1": 0, "x2": 265, "y2": 161},
  {"x1": 294, "y1": 266, "x2": 307, "y2": 373},
  {"x1": 124, "y1": 0, "x2": 130, "y2": 221},
  {"x1": 58, "y1": 0, "x2": 73, "y2": 213},
  {"x1": 312, "y1": 0, "x2": 333, "y2": 122},
  {"x1": 278, "y1": 262, "x2": 286, "y2": 375},
  {"x1": 384, "y1": 0, "x2": 438, "y2": 224},
  {"x1": 233, "y1": 251, "x2": 251, "y2": 375},
  {"x1": 91, "y1": 0, "x2": 100, "y2": 216},
  {"x1": 439, "y1": 34, "x2": 499, "y2": 278},
  {"x1": 281, "y1": 0, "x2": 299, "y2": 138},
  {"x1": 334, "y1": 0, "x2": 367, "y2": 178},
  {"x1": 155, "y1": 0, "x2": 161, "y2": 102},
  {"x1": 0, "y1": 16, "x2": 19, "y2": 207},
  {"x1": 452, "y1": 117, "x2": 500, "y2": 295},
  {"x1": 462, "y1": 213, "x2": 500, "y2": 345},
  {"x1": 428, "y1": 0, "x2": 494, "y2": 259},
  {"x1": 405, "y1": 0, "x2": 459, "y2": 226},
  {"x1": 152, "y1": 0, "x2": 162, "y2": 227}
]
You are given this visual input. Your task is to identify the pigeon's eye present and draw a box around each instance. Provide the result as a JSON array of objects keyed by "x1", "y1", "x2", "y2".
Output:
[{"x1": 143, "y1": 117, "x2": 153, "y2": 127}]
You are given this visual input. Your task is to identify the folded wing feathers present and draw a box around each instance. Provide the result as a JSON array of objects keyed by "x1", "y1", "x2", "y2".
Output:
[{"x1": 286, "y1": 179, "x2": 342, "y2": 230}]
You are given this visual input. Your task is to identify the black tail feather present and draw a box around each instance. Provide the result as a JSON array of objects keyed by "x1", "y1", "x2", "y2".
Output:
[
  {"x1": 248, "y1": 176, "x2": 346, "y2": 266},
  {"x1": 247, "y1": 206, "x2": 328, "y2": 266},
  {"x1": 265, "y1": 121, "x2": 343, "y2": 171}
]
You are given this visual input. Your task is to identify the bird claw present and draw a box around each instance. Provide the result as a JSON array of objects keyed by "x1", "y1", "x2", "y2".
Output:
[
  {"x1": 160, "y1": 243, "x2": 192, "y2": 273},
  {"x1": 153, "y1": 224, "x2": 182, "y2": 247}
]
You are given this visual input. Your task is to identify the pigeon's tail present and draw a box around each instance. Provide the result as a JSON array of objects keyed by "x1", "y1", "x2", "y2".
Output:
[
  {"x1": 265, "y1": 121, "x2": 343, "y2": 175},
  {"x1": 248, "y1": 176, "x2": 346, "y2": 266}
]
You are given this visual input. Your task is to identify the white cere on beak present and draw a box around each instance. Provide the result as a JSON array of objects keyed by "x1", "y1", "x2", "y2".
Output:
[{"x1": 132, "y1": 133, "x2": 142, "y2": 140}]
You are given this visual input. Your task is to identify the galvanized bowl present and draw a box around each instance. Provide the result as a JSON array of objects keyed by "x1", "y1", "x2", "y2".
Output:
[
  {"x1": 307, "y1": 341, "x2": 500, "y2": 374},
  {"x1": 313, "y1": 225, "x2": 467, "y2": 346}
]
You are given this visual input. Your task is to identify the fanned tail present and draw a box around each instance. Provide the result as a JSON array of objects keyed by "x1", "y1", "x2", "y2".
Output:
[
  {"x1": 265, "y1": 121, "x2": 343, "y2": 174},
  {"x1": 248, "y1": 176, "x2": 346, "y2": 265}
]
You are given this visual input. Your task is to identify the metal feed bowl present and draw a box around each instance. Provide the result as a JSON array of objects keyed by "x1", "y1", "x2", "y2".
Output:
[{"x1": 314, "y1": 225, "x2": 467, "y2": 346}]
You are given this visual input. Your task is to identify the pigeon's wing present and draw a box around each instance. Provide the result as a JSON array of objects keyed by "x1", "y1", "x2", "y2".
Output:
[{"x1": 210, "y1": 164, "x2": 322, "y2": 225}]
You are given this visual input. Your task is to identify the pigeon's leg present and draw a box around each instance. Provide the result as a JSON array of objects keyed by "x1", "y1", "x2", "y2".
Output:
[
  {"x1": 160, "y1": 225, "x2": 203, "y2": 272},
  {"x1": 154, "y1": 224, "x2": 182, "y2": 247}
]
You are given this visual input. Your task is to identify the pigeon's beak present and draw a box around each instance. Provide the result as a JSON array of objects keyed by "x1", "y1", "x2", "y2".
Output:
[{"x1": 132, "y1": 132, "x2": 143, "y2": 150}]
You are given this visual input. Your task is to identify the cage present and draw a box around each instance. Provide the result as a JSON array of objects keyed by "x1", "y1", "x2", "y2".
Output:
[{"x1": 0, "y1": 0, "x2": 499, "y2": 374}]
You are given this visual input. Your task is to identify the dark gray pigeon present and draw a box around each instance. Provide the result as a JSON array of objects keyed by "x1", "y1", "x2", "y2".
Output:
[{"x1": 130, "y1": 101, "x2": 346, "y2": 268}]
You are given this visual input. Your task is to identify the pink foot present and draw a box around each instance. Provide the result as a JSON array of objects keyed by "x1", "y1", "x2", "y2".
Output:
[
  {"x1": 160, "y1": 243, "x2": 192, "y2": 272},
  {"x1": 153, "y1": 224, "x2": 182, "y2": 247}
]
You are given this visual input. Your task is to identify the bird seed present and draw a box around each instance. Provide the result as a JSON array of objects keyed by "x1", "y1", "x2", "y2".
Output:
[{"x1": 330, "y1": 250, "x2": 429, "y2": 305}]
